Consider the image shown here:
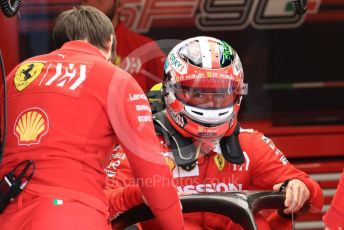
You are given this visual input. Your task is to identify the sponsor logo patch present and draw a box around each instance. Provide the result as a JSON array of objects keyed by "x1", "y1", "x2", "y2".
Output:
[
  {"x1": 14, "y1": 62, "x2": 45, "y2": 91},
  {"x1": 177, "y1": 183, "x2": 243, "y2": 194},
  {"x1": 165, "y1": 156, "x2": 176, "y2": 172},
  {"x1": 214, "y1": 154, "x2": 225, "y2": 171},
  {"x1": 14, "y1": 107, "x2": 49, "y2": 146},
  {"x1": 168, "y1": 107, "x2": 186, "y2": 128}
]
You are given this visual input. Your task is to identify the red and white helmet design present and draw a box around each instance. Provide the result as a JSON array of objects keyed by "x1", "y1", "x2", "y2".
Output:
[{"x1": 163, "y1": 36, "x2": 248, "y2": 139}]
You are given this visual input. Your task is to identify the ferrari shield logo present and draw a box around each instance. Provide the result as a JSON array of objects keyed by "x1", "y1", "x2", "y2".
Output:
[
  {"x1": 214, "y1": 154, "x2": 225, "y2": 171},
  {"x1": 14, "y1": 62, "x2": 45, "y2": 91}
]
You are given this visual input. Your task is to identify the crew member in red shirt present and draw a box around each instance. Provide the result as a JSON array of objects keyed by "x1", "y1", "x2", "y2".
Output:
[
  {"x1": 82, "y1": 0, "x2": 166, "y2": 92},
  {"x1": 323, "y1": 169, "x2": 344, "y2": 230},
  {"x1": 0, "y1": 6, "x2": 183, "y2": 230},
  {"x1": 105, "y1": 36, "x2": 324, "y2": 229}
]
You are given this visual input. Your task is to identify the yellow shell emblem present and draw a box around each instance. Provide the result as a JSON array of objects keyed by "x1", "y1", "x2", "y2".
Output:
[
  {"x1": 214, "y1": 154, "x2": 225, "y2": 171},
  {"x1": 14, "y1": 62, "x2": 45, "y2": 91},
  {"x1": 165, "y1": 156, "x2": 176, "y2": 172},
  {"x1": 14, "y1": 108, "x2": 49, "y2": 146}
]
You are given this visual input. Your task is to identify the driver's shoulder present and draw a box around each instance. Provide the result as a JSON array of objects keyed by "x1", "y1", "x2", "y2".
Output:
[{"x1": 238, "y1": 127, "x2": 264, "y2": 143}]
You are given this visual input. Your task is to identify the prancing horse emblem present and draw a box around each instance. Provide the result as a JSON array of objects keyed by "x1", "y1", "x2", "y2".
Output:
[{"x1": 14, "y1": 62, "x2": 45, "y2": 91}]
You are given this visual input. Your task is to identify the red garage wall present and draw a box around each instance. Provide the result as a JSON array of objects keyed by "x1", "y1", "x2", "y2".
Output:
[{"x1": 0, "y1": 13, "x2": 19, "y2": 80}]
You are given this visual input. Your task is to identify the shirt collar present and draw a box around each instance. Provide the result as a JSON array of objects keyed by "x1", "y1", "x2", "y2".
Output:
[{"x1": 59, "y1": 40, "x2": 106, "y2": 60}]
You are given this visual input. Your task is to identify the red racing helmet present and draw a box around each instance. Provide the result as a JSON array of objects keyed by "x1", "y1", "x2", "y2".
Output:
[{"x1": 163, "y1": 36, "x2": 248, "y2": 139}]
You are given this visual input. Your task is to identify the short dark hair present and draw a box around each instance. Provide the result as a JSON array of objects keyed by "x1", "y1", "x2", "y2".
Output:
[{"x1": 52, "y1": 5, "x2": 115, "y2": 50}]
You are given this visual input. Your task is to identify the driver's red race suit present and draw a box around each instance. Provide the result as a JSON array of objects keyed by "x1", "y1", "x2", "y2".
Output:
[
  {"x1": 0, "y1": 41, "x2": 183, "y2": 230},
  {"x1": 105, "y1": 127, "x2": 324, "y2": 230}
]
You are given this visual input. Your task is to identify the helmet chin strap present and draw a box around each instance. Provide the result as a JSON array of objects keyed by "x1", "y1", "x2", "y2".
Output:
[
  {"x1": 193, "y1": 138, "x2": 218, "y2": 156},
  {"x1": 194, "y1": 140, "x2": 202, "y2": 159}
]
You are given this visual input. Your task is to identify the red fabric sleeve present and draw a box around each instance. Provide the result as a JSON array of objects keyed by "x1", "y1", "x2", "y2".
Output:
[
  {"x1": 105, "y1": 186, "x2": 142, "y2": 216},
  {"x1": 106, "y1": 68, "x2": 183, "y2": 229},
  {"x1": 322, "y1": 169, "x2": 344, "y2": 229},
  {"x1": 104, "y1": 145, "x2": 143, "y2": 215},
  {"x1": 249, "y1": 131, "x2": 324, "y2": 213}
]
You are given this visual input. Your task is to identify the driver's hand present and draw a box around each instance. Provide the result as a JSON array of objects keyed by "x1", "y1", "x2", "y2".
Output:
[{"x1": 273, "y1": 179, "x2": 310, "y2": 214}]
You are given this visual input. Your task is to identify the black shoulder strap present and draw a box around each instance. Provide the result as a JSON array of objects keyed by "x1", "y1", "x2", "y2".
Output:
[
  {"x1": 153, "y1": 111, "x2": 197, "y2": 167},
  {"x1": 220, "y1": 123, "x2": 245, "y2": 165},
  {"x1": 153, "y1": 112, "x2": 245, "y2": 166}
]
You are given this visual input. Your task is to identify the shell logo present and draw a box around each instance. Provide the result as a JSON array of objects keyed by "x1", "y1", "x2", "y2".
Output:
[
  {"x1": 14, "y1": 108, "x2": 49, "y2": 146},
  {"x1": 165, "y1": 156, "x2": 176, "y2": 172}
]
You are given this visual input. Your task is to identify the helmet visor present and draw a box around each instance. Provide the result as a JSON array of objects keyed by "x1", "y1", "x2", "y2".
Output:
[{"x1": 174, "y1": 78, "x2": 238, "y2": 109}]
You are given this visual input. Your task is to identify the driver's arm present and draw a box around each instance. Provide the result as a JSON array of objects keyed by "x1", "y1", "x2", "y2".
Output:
[
  {"x1": 104, "y1": 145, "x2": 143, "y2": 217},
  {"x1": 249, "y1": 131, "x2": 324, "y2": 214}
]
